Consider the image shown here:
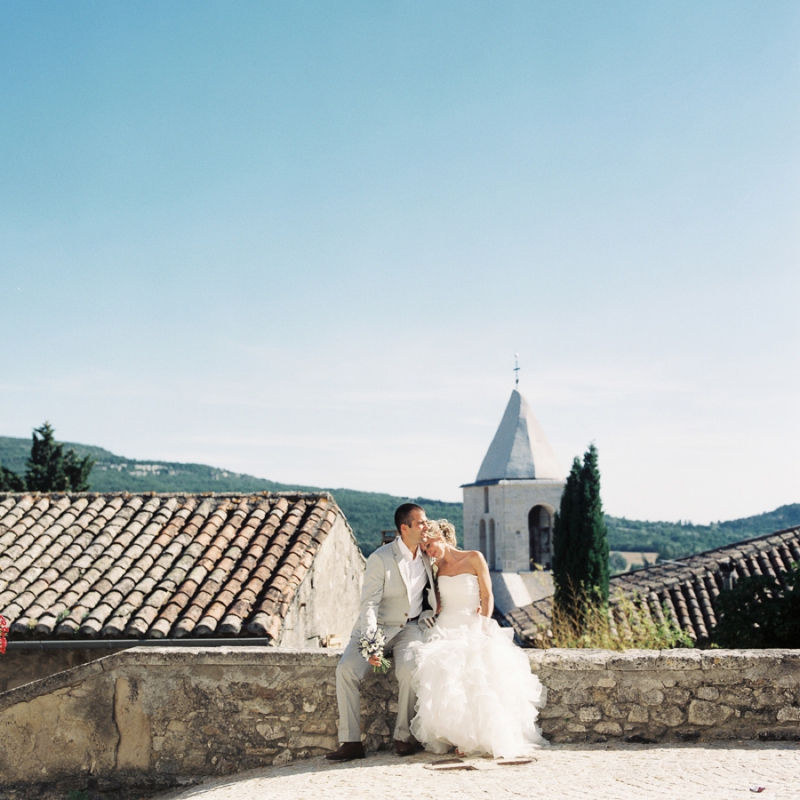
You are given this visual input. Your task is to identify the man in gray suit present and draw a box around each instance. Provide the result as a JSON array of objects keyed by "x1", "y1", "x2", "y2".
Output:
[{"x1": 326, "y1": 502, "x2": 436, "y2": 761}]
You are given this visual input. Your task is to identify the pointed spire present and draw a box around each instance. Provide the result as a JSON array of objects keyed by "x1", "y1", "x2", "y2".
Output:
[{"x1": 476, "y1": 389, "x2": 562, "y2": 482}]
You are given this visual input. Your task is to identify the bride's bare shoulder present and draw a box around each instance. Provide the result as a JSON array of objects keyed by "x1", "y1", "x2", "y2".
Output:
[{"x1": 459, "y1": 550, "x2": 487, "y2": 568}]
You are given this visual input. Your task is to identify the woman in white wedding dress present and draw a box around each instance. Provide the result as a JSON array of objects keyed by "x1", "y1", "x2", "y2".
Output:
[{"x1": 410, "y1": 520, "x2": 547, "y2": 759}]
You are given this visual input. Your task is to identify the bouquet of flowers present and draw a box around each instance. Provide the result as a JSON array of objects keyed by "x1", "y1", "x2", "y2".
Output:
[
  {"x1": 359, "y1": 627, "x2": 391, "y2": 674},
  {"x1": 0, "y1": 615, "x2": 8, "y2": 655}
]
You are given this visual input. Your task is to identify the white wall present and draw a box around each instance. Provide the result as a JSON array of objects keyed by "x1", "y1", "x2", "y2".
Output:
[{"x1": 279, "y1": 514, "x2": 365, "y2": 648}]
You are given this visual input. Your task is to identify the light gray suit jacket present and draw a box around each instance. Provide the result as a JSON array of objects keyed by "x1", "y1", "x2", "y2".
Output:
[{"x1": 354, "y1": 538, "x2": 437, "y2": 641}]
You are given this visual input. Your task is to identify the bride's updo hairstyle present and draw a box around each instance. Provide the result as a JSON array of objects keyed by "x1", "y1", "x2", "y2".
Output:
[{"x1": 427, "y1": 519, "x2": 457, "y2": 548}]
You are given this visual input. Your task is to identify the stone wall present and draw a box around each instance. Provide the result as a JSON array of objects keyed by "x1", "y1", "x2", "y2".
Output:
[
  {"x1": 0, "y1": 647, "x2": 395, "y2": 797},
  {"x1": 531, "y1": 649, "x2": 800, "y2": 744},
  {"x1": 0, "y1": 646, "x2": 126, "y2": 694},
  {"x1": 0, "y1": 647, "x2": 798, "y2": 797}
]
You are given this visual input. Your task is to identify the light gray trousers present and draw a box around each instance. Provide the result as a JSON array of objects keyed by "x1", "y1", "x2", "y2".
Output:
[{"x1": 335, "y1": 622, "x2": 423, "y2": 743}]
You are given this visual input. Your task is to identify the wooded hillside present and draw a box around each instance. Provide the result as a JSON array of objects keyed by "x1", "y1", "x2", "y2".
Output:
[{"x1": 2, "y1": 435, "x2": 797, "y2": 558}]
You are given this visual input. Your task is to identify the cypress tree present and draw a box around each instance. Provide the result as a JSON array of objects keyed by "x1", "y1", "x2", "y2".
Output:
[
  {"x1": 24, "y1": 422, "x2": 95, "y2": 492},
  {"x1": 552, "y1": 444, "x2": 609, "y2": 622},
  {"x1": 580, "y1": 443, "x2": 609, "y2": 605},
  {"x1": 552, "y1": 457, "x2": 583, "y2": 618}
]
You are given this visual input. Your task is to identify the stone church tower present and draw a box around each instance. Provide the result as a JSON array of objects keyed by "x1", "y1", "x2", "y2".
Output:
[{"x1": 462, "y1": 389, "x2": 565, "y2": 610}]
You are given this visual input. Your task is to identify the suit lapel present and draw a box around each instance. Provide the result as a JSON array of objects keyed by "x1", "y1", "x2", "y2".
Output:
[
  {"x1": 421, "y1": 552, "x2": 434, "y2": 586},
  {"x1": 392, "y1": 537, "x2": 410, "y2": 592}
]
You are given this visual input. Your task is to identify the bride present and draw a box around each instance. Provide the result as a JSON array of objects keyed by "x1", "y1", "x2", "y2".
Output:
[{"x1": 410, "y1": 520, "x2": 547, "y2": 759}]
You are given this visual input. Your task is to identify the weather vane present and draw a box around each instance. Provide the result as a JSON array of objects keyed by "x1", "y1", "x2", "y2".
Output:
[{"x1": 514, "y1": 353, "x2": 520, "y2": 387}]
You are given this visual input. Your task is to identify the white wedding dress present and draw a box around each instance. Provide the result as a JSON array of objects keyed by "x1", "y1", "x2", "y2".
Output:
[{"x1": 410, "y1": 573, "x2": 547, "y2": 759}]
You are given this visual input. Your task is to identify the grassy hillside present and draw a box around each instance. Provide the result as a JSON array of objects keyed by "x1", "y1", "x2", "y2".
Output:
[{"x1": 2, "y1": 435, "x2": 798, "y2": 559}]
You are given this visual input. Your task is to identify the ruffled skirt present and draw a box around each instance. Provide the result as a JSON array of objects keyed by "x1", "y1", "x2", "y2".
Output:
[{"x1": 410, "y1": 613, "x2": 547, "y2": 758}]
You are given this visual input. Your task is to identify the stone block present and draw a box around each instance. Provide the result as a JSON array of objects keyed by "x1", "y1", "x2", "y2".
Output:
[
  {"x1": 603, "y1": 703, "x2": 628, "y2": 720},
  {"x1": 627, "y1": 705, "x2": 649, "y2": 723},
  {"x1": 653, "y1": 650, "x2": 702, "y2": 671},
  {"x1": 616, "y1": 686, "x2": 639, "y2": 704},
  {"x1": 653, "y1": 707, "x2": 685, "y2": 727},
  {"x1": 578, "y1": 706, "x2": 602, "y2": 722},
  {"x1": 538, "y1": 704, "x2": 571, "y2": 720},
  {"x1": 753, "y1": 689, "x2": 787, "y2": 709},
  {"x1": 640, "y1": 688, "x2": 664, "y2": 706},
  {"x1": 606, "y1": 651, "x2": 659, "y2": 671},
  {"x1": 566, "y1": 723, "x2": 587, "y2": 733},
  {"x1": 593, "y1": 721, "x2": 623, "y2": 736},
  {"x1": 256, "y1": 720, "x2": 285, "y2": 741},
  {"x1": 688, "y1": 700, "x2": 733, "y2": 726},
  {"x1": 664, "y1": 688, "x2": 691, "y2": 705},
  {"x1": 696, "y1": 686, "x2": 719, "y2": 701},
  {"x1": 273, "y1": 749, "x2": 294, "y2": 766},
  {"x1": 367, "y1": 718, "x2": 390, "y2": 735},
  {"x1": 565, "y1": 689, "x2": 591, "y2": 705},
  {"x1": 776, "y1": 706, "x2": 800, "y2": 721}
]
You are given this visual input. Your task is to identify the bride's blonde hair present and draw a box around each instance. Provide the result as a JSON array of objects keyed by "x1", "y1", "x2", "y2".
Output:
[{"x1": 426, "y1": 519, "x2": 457, "y2": 548}]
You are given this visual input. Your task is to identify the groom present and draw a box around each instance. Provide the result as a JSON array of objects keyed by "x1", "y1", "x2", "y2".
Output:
[{"x1": 326, "y1": 502, "x2": 436, "y2": 761}]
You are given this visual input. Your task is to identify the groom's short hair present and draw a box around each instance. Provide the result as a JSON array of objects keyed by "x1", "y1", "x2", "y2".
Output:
[{"x1": 394, "y1": 503, "x2": 424, "y2": 533}]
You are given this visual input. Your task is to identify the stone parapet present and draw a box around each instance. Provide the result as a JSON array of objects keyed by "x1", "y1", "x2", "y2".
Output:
[
  {"x1": 0, "y1": 647, "x2": 798, "y2": 796},
  {"x1": 529, "y1": 649, "x2": 800, "y2": 743}
]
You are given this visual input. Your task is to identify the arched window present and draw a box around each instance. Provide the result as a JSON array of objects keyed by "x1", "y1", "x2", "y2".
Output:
[
  {"x1": 479, "y1": 519, "x2": 487, "y2": 556},
  {"x1": 528, "y1": 505, "x2": 553, "y2": 569},
  {"x1": 488, "y1": 518, "x2": 496, "y2": 571}
]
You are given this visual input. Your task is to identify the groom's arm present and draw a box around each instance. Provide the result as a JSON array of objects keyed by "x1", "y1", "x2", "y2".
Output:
[{"x1": 358, "y1": 551, "x2": 386, "y2": 635}]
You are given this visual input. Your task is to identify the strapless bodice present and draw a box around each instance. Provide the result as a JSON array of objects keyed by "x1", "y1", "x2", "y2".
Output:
[{"x1": 437, "y1": 573, "x2": 480, "y2": 625}]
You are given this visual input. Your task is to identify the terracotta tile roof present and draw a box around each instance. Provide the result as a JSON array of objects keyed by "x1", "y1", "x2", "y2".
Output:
[
  {"x1": 508, "y1": 525, "x2": 800, "y2": 647},
  {"x1": 0, "y1": 491, "x2": 346, "y2": 642}
]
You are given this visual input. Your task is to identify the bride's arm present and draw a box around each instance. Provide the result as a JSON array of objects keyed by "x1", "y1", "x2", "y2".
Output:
[{"x1": 471, "y1": 551, "x2": 494, "y2": 617}]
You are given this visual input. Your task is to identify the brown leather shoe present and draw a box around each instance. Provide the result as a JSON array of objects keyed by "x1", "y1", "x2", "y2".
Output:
[
  {"x1": 394, "y1": 739, "x2": 422, "y2": 756},
  {"x1": 326, "y1": 742, "x2": 366, "y2": 762}
]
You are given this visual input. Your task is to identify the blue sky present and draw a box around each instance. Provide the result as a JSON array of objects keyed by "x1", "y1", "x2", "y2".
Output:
[{"x1": 1, "y1": 2, "x2": 798, "y2": 522}]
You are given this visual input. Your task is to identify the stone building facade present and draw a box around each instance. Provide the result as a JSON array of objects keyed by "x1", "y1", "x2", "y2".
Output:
[{"x1": 462, "y1": 389, "x2": 565, "y2": 611}]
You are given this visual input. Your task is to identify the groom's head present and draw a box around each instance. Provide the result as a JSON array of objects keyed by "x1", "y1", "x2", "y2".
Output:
[{"x1": 394, "y1": 503, "x2": 428, "y2": 548}]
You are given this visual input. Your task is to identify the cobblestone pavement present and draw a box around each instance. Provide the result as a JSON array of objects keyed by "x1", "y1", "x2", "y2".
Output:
[{"x1": 156, "y1": 743, "x2": 800, "y2": 800}]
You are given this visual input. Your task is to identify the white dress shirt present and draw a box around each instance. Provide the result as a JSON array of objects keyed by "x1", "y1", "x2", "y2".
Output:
[{"x1": 397, "y1": 536, "x2": 426, "y2": 619}]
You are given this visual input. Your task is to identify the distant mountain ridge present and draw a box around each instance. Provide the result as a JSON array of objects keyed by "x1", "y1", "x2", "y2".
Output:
[{"x1": 1, "y1": 435, "x2": 798, "y2": 559}]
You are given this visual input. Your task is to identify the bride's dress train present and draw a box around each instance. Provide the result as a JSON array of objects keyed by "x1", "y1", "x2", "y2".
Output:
[{"x1": 410, "y1": 573, "x2": 547, "y2": 759}]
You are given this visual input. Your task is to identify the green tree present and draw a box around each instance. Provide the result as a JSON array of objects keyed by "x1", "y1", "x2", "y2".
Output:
[
  {"x1": 553, "y1": 457, "x2": 582, "y2": 618},
  {"x1": 24, "y1": 423, "x2": 95, "y2": 492},
  {"x1": 608, "y1": 552, "x2": 628, "y2": 575},
  {"x1": 713, "y1": 563, "x2": 800, "y2": 648},
  {"x1": 552, "y1": 444, "x2": 610, "y2": 623},
  {"x1": 0, "y1": 465, "x2": 25, "y2": 491},
  {"x1": 581, "y1": 443, "x2": 610, "y2": 603}
]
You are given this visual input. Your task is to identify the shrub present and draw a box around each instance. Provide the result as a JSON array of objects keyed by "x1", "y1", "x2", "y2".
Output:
[
  {"x1": 712, "y1": 562, "x2": 800, "y2": 648},
  {"x1": 534, "y1": 587, "x2": 693, "y2": 650}
]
